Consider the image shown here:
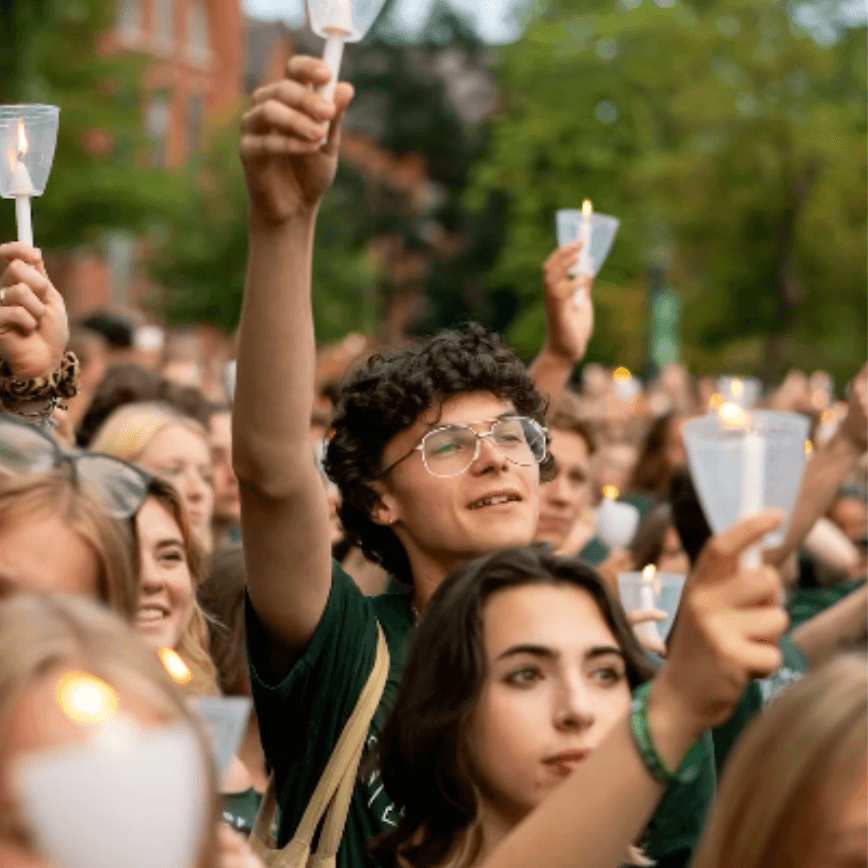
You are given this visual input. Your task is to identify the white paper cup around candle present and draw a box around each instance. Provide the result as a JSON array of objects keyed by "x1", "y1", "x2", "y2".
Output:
[
  {"x1": 555, "y1": 208, "x2": 620, "y2": 305},
  {"x1": 597, "y1": 490, "x2": 640, "y2": 550},
  {"x1": 190, "y1": 696, "x2": 252, "y2": 786},
  {"x1": 617, "y1": 570, "x2": 687, "y2": 639}
]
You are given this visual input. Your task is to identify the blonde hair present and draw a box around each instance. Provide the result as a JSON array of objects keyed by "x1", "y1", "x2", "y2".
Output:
[
  {"x1": 0, "y1": 469, "x2": 138, "y2": 619},
  {"x1": 142, "y1": 476, "x2": 217, "y2": 697},
  {"x1": 89, "y1": 401, "x2": 208, "y2": 463},
  {"x1": 692, "y1": 654, "x2": 868, "y2": 868},
  {"x1": 0, "y1": 594, "x2": 219, "y2": 867}
]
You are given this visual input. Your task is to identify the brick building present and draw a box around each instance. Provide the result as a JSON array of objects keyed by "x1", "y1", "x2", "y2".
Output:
[{"x1": 59, "y1": 0, "x2": 244, "y2": 315}]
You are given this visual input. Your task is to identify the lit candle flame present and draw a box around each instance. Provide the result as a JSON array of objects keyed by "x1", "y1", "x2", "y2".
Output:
[
  {"x1": 55, "y1": 671, "x2": 118, "y2": 725},
  {"x1": 804, "y1": 439, "x2": 813, "y2": 455},
  {"x1": 613, "y1": 366, "x2": 632, "y2": 382},
  {"x1": 642, "y1": 564, "x2": 656, "y2": 583},
  {"x1": 158, "y1": 648, "x2": 192, "y2": 685},
  {"x1": 582, "y1": 199, "x2": 592, "y2": 216},
  {"x1": 602, "y1": 485, "x2": 619, "y2": 500},
  {"x1": 16, "y1": 119, "x2": 28, "y2": 158},
  {"x1": 718, "y1": 401, "x2": 749, "y2": 429}
]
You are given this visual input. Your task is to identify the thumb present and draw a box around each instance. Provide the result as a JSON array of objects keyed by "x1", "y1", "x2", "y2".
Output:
[
  {"x1": 692, "y1": 508, "x2": 783, "y2": 585},
  {"x1": 322, "y1": 81, "x2": 354, "y2": 155}
]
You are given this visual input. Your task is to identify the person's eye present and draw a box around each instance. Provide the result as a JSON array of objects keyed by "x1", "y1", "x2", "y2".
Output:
[
  {"x1": 505, "y1": 667, "x2": 542, "y2": 687},
  {"x1": 592, "y1": 666, "x2": 625, "y2": 685},
  {"x1": 158, "y1": 549, "x2": 185, "y2": 565}
]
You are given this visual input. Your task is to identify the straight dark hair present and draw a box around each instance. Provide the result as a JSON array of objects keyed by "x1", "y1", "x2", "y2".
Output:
[{"x1": 370, "y1": 544, "x2": 658, "y2": 868}]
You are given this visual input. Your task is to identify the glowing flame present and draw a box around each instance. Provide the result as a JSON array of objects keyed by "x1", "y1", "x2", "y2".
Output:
[
  {"x1": 613, "y1": 366, "x2": 632, "y2": 382},
  {"x1": 582, "y1": 199, "x2": 592, "y2": 216},
  {"x1": 55, "y1": 671, "x2": 118, "y2": 725},
  {"x1": 718, "y1": 401, "x2": 749, "y2": 429},
  {"x1": 730, "y1": 378, "x2": 743, "y2": 398},
  {"x1": 804, "y1": 439, "x2": 813, "y2": 455},
  {"x1": 602, "y1": 485, "x2": 619, "y2": 500},
  {"x1": 642, "y1": 564, "x2": 656, "y2": 583},
  {"x1": 158, "y1": 648, "x2": 192, "y2": 685},
  {"x1": 16, "y1": 119, "x2": 28, "y2": 158}
]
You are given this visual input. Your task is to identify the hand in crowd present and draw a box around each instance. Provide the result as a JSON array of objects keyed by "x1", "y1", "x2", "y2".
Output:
[
  {"x1": 627, "y1": 607, "x2": 668, "y2": 657},
  {"x1": 541, "y1": 240, "x2": 595, "y2": 365},
  {"x1": 240, "y1": 56, "x2": 354, "y2": 225},
  {"x1": 0, "y1": 243, "x2": 68, "y2": 380},
  {"x1": 840, "y1": 361, "x2": 868, "y2": 451},
  {"x1": 216, "y1": 823, "x2": 266, "y2": 868},
  {"x1": 650, "y1": 509, "x2": 789, "y2": 737}
]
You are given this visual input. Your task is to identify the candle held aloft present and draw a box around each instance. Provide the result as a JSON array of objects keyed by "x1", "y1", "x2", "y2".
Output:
[
  {"x1": 635, "y1": 565, "x2": 662, "y2": 643},
  {"x1": 578, "y1": 199, "x2": 593, "y2": 275}
]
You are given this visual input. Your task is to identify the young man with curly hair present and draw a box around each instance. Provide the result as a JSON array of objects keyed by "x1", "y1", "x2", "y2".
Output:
[{"x1": 234, "y1": 57, "x2": 716, "y2": 868}]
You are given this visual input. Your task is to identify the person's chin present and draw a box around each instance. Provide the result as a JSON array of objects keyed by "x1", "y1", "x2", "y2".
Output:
[{"x1": 135, "y1": 619, "x2": 177, "y2": 651}]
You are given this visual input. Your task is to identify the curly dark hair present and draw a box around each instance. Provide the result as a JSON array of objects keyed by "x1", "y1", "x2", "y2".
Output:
[{"x1": 323, "y1": 325, "x2": 554, "y2": 585}]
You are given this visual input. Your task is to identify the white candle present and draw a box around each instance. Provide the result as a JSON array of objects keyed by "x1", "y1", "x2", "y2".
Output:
[
  {"x1": 738, "y1": 428, "x2": 765, "y2": 568},
  {"x1": 635, "y1": 565, "x2": 662, "y2": 643},
  {"x1": 579, "y1": 199, "x2": 593, "y2": 275},
  {"x1": 316, "y1": 0, "x2": 353, "y2": 141},
  {"x1": 10, "y1": 120, "x2": 35, "y2": 246},
  {"x1": 597, "y1": 488, "x2": 640, "y2": 550}
]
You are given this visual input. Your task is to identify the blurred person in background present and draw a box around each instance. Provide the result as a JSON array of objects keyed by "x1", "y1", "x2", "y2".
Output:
[
  {"x1": 0, "y1": 468, "x2": 137, "y2": 618},
  {"x1": 54, "y1": 324, "x2": 109, "y2": 442},
  {"x1": 198, "y1": 546, "x2": 268, "y2": 836},
  {"x1": 208, "y1": 404, "x2": 241, "y2": 546},
  {"x1": 592, "y1": 439, "x2": 639, "y2": 497},
  {"x1": 690, "y1": 653, "x2": 867, "y2": 868},
  {"x1": 626, "y1": 412, "x2": 690, "y2": 512},
  {"x1": 534, "y1": 404, "x2": 596, "y2": 556},
  {"x1": 0, "y1": 594, "x2": 264, "y2": 868},
  {"x1": 135, "y1": 475, "x2": 216, "y2": 696},
  {"x1": 827, "y1": 484, "x2": 867, "y2": 552},
  {"x1": 76, "y1": 310, "x2": 135, "y2": 365},
  {"x1": 91, "y1": 402, "x2": 215, "y2": 553},
  {"x1": 629, "y1": 502, "x2": 690, "y2": 576}
]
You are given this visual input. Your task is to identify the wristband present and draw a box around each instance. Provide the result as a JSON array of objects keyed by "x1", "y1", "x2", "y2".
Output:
[
  {"x1": 0, "y1": 350, "x2": 80, "y2": 403},
  {"x1": 629, "y1": 681, "x2": 677, "y2": 786}
]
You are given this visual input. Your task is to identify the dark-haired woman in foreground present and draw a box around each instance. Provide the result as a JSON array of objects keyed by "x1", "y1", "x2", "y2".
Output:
[{"x1": 373, "y1": 514, "x2": 787, "y2": 868}]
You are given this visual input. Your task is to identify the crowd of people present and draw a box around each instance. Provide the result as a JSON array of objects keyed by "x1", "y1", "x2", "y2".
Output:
[{"x1": 0, "y1": 55, "x2": 864, "y2": 868}]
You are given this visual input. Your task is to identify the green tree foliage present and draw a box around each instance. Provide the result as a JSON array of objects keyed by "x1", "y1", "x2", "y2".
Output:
[
  {"x1": 0, "y1": 0, "x2": 192, "y2": 250},
  {"x1": 468, "y1": 0, "x2": 866, "y2": 383}
]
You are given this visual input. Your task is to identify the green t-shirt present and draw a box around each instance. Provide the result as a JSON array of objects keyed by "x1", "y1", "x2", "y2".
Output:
[
  {"x1": 246, "y1": 560, "x2": 717, "y2": 868},
  {"x1": 711, "y1": 635, "x2": 810, "y2": 777},
  {"x1": 222, "y1": 787, "x2": 263, "y2": 836},
  {"x1": 787, "y1": 579, "x2": 866, "y2": 629}
]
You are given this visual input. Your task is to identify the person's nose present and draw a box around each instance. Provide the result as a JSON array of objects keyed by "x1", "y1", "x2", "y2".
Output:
[
  {"x1": 139, "y1": 555, "x2": 165, "y2": 595},
  {"x1": 185, "y1": 468, "x2": 208, "y2": 504},
  {"x1": 547, "y1": 471, "x2": 572, "y2": 507},
  {"x1": 471, "y1": 430, "x2": 510, "y2": 475},
  {"x1": 553, "y1": 672, "x2": 595, "y2": 732}
]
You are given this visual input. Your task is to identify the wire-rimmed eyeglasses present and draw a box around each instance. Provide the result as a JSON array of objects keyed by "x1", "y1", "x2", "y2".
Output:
[
  {"x1": 0, "y1": 414, "x2": 151, "y2": 519},
  {"x1": 377, "y1": 416, "x2": 548, "y2": 479}
]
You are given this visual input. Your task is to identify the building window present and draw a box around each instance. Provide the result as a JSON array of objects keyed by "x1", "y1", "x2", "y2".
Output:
[
  {"x1": 187, "y1": 93, "x2": 205, "y2": 157},
  {"x1": 145, "y1": 93, "x2": 170, "y2": 166},
  {"x1": 154, "y1": 0, "x2": 174, "y2": 47},
  {"x1": 116, "y1": 0, "x2": 141, "y2": 38},
  {"x1": 186, "y1": 0, "x2": 211, "y2": 61}
]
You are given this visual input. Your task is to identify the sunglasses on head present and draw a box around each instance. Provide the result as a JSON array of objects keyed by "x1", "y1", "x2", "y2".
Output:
[{"x1": 0, "y1": 414, "x2": 151, "y2": 519}]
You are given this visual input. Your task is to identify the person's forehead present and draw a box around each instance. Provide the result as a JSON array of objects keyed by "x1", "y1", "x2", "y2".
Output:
[
  {"x1": 419, "y1": 392, "x2": 518, "y2": 428},
  {"x1": 548, "y1": 427, "x2": 590, "y2": 465},
  {"x1": 482, "y1": 582, "x2": 615, "y2": 654}
]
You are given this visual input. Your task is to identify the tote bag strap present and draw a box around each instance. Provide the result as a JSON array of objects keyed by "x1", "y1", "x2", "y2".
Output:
[{"x1": 250, "y1": 621, "x2": 390, "y2": 867}]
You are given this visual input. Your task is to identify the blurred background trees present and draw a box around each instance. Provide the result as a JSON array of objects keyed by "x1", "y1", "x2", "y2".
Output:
[{"x1": 0, "y1": 0, "x2": 863, "y2": 382}]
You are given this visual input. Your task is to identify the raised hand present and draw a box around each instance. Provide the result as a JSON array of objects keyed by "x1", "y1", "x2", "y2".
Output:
[
  {"x1": 541, "y1": 239, "x2": 595, "y2": 365},
  {"x1": 650, "y1": 509, "x2": 789, "y2": 736},
  {"x1": 0, "y1": 243, "x2": 68, "y2": 380},
  {"x1": 840, "y1": 362, "x2": 867, "y2": 451},
  {"x1": 240, "y1": 56, "x2": 355, "y2": 226}
]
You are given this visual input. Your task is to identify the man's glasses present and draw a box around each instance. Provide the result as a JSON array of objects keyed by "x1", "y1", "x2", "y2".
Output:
[
  {"x1": 379, "y1": 416, "x2": 548, "y2": 479},
  {"x1": 0, "y1": 415, "x2": 151, "y2": 519}
]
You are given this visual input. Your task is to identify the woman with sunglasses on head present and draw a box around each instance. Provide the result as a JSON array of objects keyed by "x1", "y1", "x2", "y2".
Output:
[
  {"x1": 0, "y1": 411, "x2": 215, "y2": 695},
  {"x1": 0, "y1": 593, "x2": 265, "y2": 868},
  {"x1": 371, "y1": 515, "x2": 787, "y2": 868},
  {"x1": 91, "y1": 402, "x2": 215, "y2": 553}
]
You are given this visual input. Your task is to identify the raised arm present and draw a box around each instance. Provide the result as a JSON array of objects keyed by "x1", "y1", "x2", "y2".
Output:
[
  {"x1": 528, "y1": 241, "x2": 593, "y2": 406},
  {"x1": 481, "y1": 510, "x2": 788, "y2": 868},
  {"x1": 234, "y1": 57, "x2": 354, "y2": 656},
  {"x1": 766, "y1": 362, "x2": 867, "y2": 567}
]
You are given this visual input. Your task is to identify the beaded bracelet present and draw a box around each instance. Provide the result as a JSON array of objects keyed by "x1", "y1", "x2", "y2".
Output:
[{"x1": 629, "y1": 682, "x2": 678, "y2": 787}]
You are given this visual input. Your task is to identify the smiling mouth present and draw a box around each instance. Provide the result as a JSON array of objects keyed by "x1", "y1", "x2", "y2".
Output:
[
  {"x1": 468, "y1": 494, "x2": 521, "y2": 510},
  {"x1": 544, "y1": 751, "x2": 590, "y2": 773},
  {"x1": 136, "y1": 607, "x2": 169, "y2": 623}
]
